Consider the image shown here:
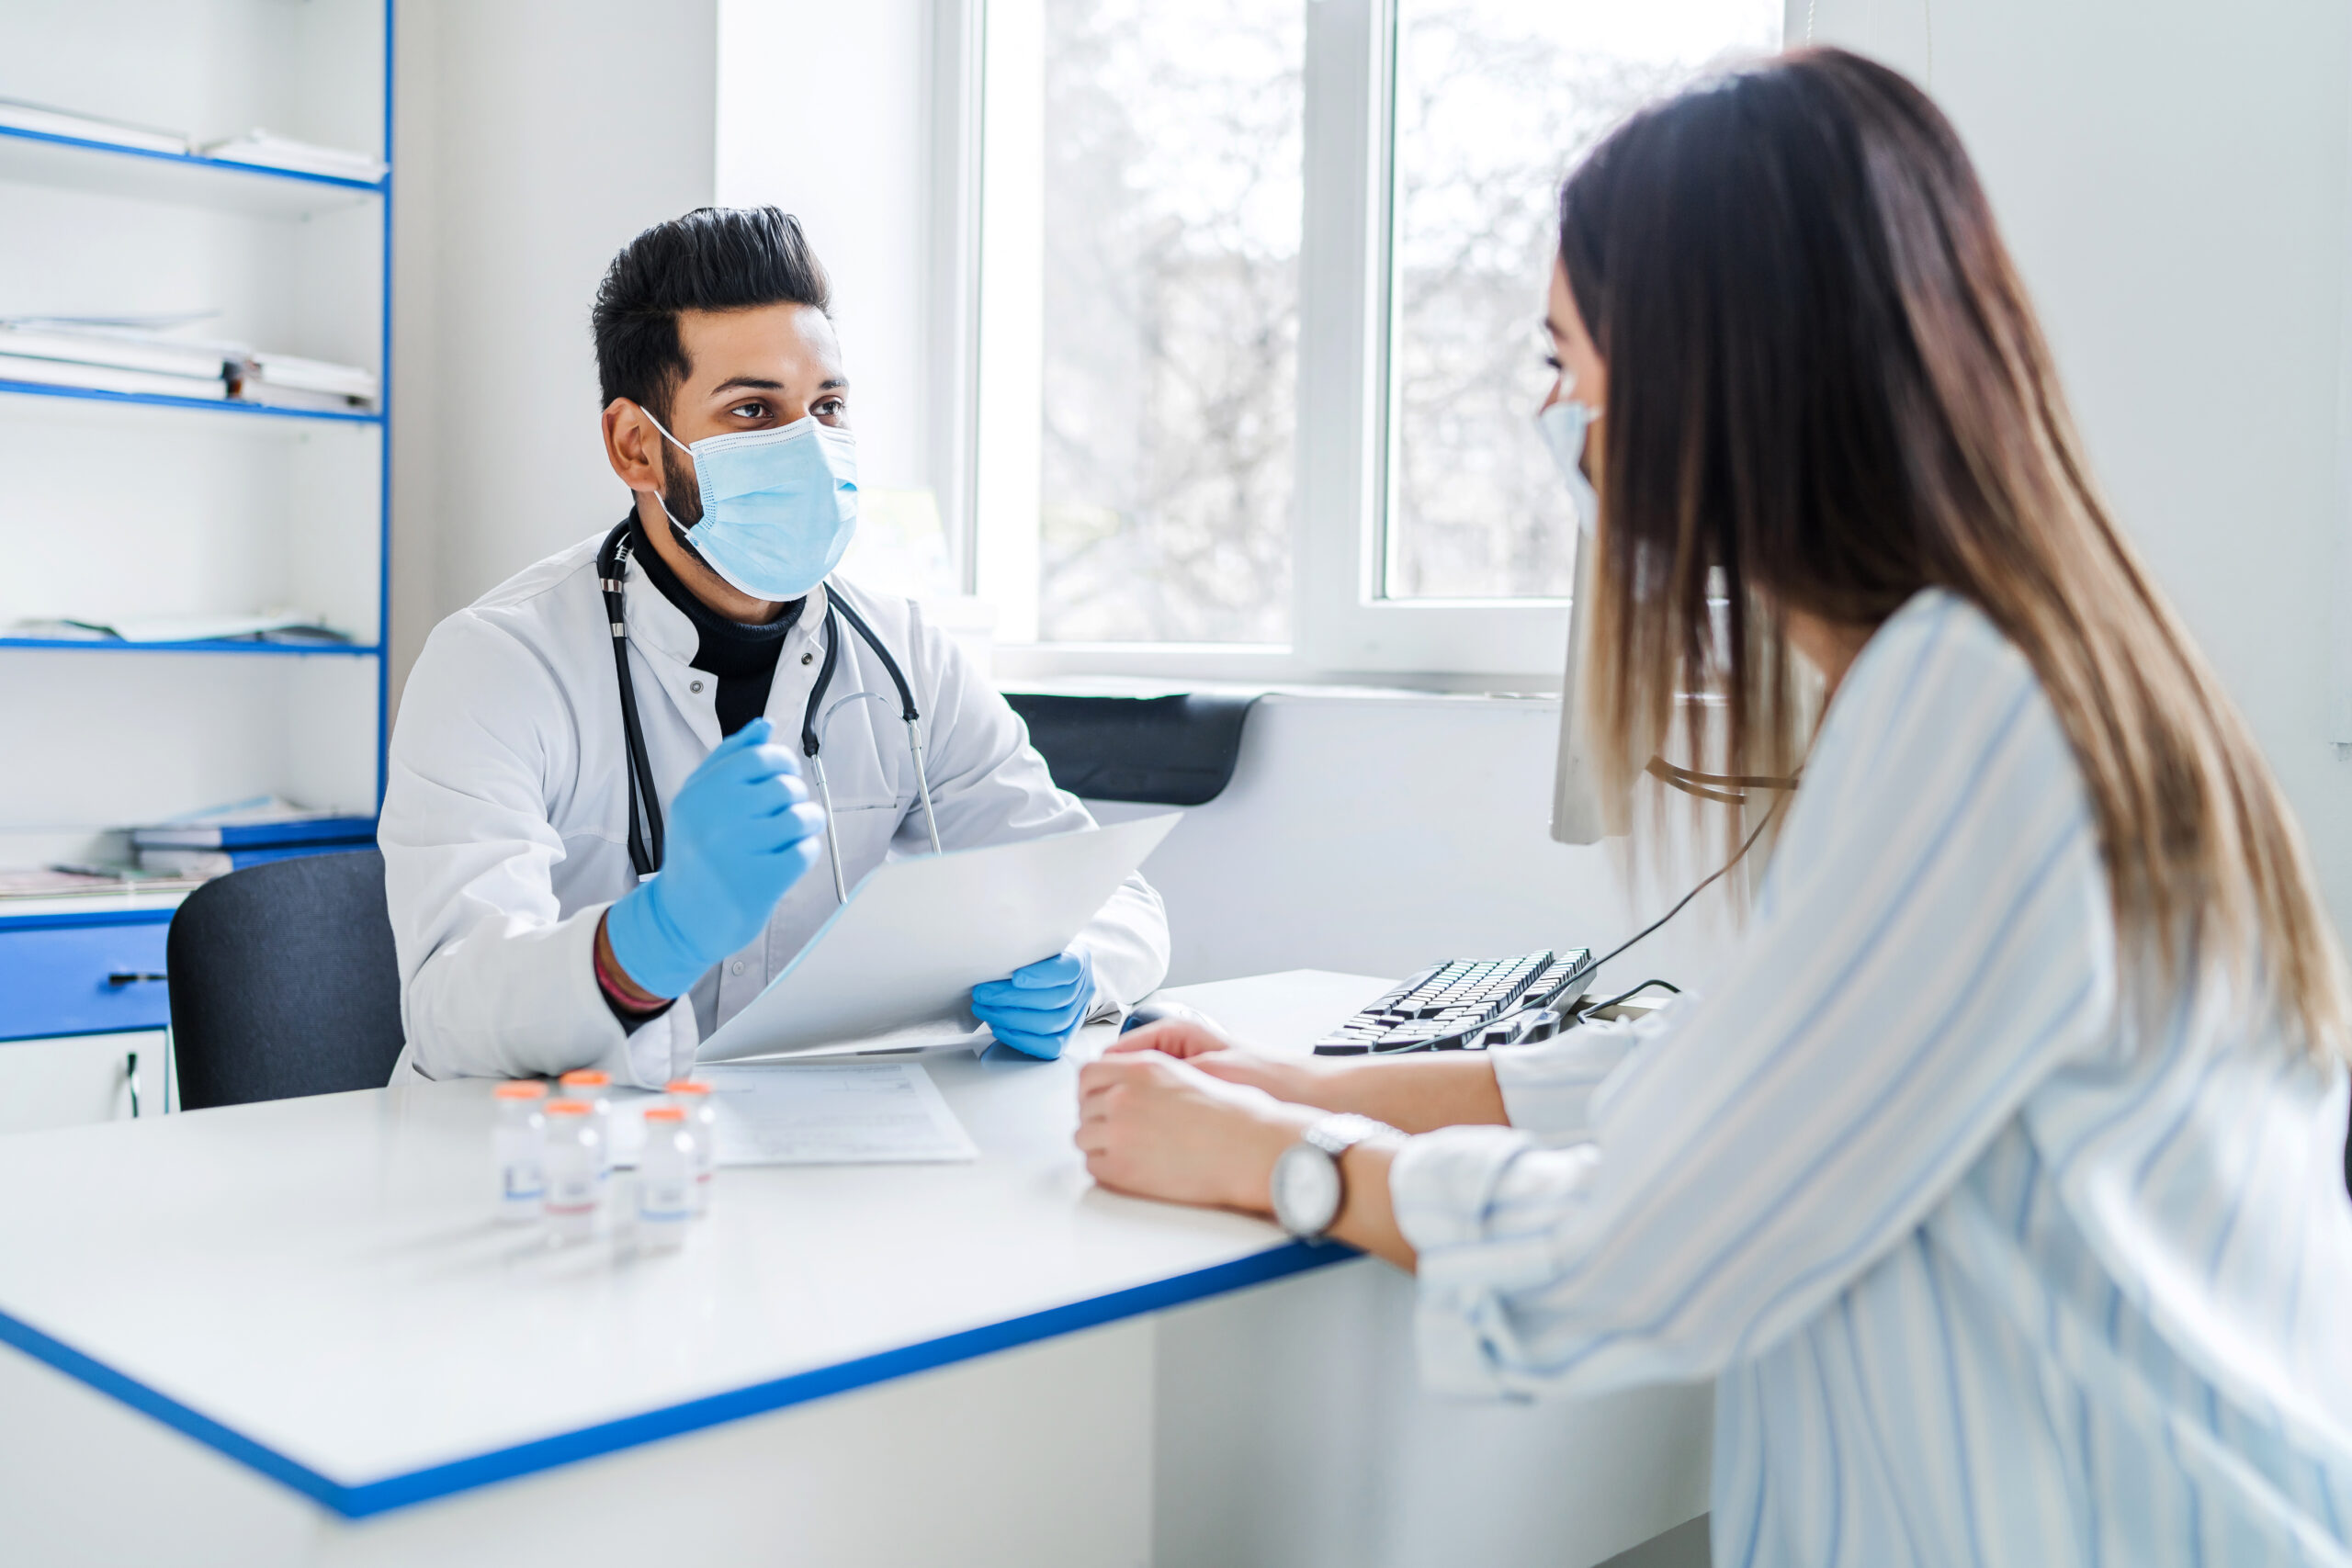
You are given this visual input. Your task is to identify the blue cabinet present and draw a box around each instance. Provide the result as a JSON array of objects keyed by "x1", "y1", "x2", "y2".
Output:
[{"x1": 0, "y1": 913, "x2": 175, "y2": 1042}]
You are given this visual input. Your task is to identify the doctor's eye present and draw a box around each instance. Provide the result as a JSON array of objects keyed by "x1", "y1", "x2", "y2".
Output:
[
  {"x1": 813, "y1": 396, "x2": 847, "y2": 421},
  {"x1": 727, "y1": 400, "x2": 770, "y2": 421}
]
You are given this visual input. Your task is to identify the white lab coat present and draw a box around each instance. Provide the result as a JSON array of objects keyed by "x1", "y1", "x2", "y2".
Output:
[{"x1": 379, "y1": 528, "x2": 1170, "y2": 1086}]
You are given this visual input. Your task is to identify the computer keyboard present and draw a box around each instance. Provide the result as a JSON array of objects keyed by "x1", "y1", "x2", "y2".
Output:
[{"x1": 1312, "y1": 948, "x2": 1597, "y2": 1055}]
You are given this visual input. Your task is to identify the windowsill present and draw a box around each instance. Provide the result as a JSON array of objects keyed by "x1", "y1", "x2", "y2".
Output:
[{"x1": 993, "y1": 671, "x2": 1564, "y2": 702}]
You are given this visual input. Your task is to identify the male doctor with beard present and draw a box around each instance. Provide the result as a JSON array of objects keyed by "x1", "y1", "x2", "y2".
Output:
[{"x1": 379, "y1": 207, "x2": 1170, "y2": 1085}]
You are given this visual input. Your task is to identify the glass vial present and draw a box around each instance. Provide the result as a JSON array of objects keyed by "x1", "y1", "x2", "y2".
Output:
[
  {"x1": 542, "y1": 1100, "x2": 606, "y2": 1243},
  {"x1": 492, "y1": 1080, "x2": 548, "y2": 1224},
  {"x1": 637, "y1": 1107, "x2": 695, "y2": 1250}
]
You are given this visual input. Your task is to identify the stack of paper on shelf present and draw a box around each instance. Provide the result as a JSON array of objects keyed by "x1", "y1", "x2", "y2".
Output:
[
  {"x1": 0, "y1": 96, "x2": 189, "y2": 155},
  {"x1": 199, "y1": 130, "x2": 387, "y2": 183},
  {"x1": 130, "y1": 797, "x2": 378, "y2": 879},
  {"x1": 0, "y1": 867, "x2": 206, "y2": 904},
  {"x1": 7, "y1": 609, "x2": 352, "y2": 645},
  {"x1": 0, "y1": 320, "x2": 232, "y2": 400}
]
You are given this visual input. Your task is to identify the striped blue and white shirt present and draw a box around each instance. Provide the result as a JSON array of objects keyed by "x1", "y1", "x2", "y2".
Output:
[{"x1": 1389, "y1": 590, "x2": 2352, "y2": 1566}]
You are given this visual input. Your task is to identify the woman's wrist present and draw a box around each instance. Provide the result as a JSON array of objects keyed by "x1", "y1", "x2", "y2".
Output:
[{"x1": 1226, "y1": 1101, "x2": 1320, "y2": 1213}]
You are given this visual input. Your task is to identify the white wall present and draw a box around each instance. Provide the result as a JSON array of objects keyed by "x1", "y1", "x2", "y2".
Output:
[
  {"x1": 1792, "y1": 0, "x2": 2352, "y2": 926},
  {"x1": 715, "y1": 0, "x2": 937, "y2": 501},
  {"x1": 390, "y1": 0, "x2": 719, "y2": 705},
  {"x1": 1091, "y1": 693, "x2": 1742, "y2": 997}
]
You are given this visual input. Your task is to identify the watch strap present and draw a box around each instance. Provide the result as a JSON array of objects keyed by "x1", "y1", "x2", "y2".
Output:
[{"x1": 1302, "y1": 1112, "x2": 1391, "y2": 1160}]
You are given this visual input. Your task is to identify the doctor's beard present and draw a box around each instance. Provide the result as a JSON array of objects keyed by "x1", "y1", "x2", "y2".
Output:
[{"x1": 657, "y1": 442, "x2": 705, "y2": 536}]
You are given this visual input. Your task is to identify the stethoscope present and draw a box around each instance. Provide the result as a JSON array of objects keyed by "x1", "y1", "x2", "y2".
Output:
[{"x1": 597, "y1": 521, "x2": 942, "y2": 902}]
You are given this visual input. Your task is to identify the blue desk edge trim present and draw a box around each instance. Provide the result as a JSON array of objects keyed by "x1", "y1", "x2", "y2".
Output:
[
  {"x1": 0, "y1": 907, "x2": 181, "y2": 932},
  {"x1": 0, "y1": 1237, "x2": 1356, "y2": 1519}
]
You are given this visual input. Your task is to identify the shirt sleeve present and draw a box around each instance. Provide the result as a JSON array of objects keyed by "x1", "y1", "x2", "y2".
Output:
[
  {"x1": 1389, "y1": 597, "x2": 2119, "y2": 1400},
  {"x1": 1488, "y1": 1010, "x2": 1660, "y2": 1143},
  {"x1": 381, "y1": 611, "x2": 689, "y2": 1085},
  {"x1": 899, "y1": 604, "x2": 1171, "y2": 1014}
]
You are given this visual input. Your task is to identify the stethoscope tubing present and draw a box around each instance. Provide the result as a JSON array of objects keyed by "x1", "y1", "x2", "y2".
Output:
[{"x1": 597, "y1": 521, "x2": 939, "y2": 899}]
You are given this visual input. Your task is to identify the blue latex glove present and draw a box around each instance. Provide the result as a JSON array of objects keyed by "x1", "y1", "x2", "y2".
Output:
[
  {"x1": 605, "y1": 717, "x2": 828, "y2": 999},
  {"x1": 970, "y1": 947, "x2": 1096, "y2": 1060}
]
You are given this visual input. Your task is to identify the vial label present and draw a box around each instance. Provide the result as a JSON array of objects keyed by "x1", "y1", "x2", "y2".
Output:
[{"x1": 639, "y1": 1177, "x2": 693, "y2": 1224}]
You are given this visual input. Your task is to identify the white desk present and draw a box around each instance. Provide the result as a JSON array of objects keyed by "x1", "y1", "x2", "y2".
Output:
[{"x1": 0, "y1": 971, "x2": 1711, "y2": 1568}]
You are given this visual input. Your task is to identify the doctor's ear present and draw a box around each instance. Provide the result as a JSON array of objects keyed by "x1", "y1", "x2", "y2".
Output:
[{"x1": 602, "y1": 398, "x2": 670, "y2": 494}]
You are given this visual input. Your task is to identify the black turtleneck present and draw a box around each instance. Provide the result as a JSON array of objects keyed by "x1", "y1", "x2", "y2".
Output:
[{"x1": 628, "y1": 517, "x2": 804, "y2": 737}]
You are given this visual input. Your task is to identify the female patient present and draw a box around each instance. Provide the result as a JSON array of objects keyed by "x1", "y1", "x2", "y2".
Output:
[{"x1": 1079, "y1": 49, "x2": 2352, "y2": 1564}]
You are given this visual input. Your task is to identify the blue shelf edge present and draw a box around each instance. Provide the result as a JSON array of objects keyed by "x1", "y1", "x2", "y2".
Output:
[
  {"x1": 0, "y1": 638, "x2": 382, "y2": 658},
  {"x1": 0, "y1": 1238, "x2": 1359, "y2": 1519},
  {"x1": 0, "y1": 123, "x2": 387, "y2": 196},
  {"x1": 0, "y1": 378, "x2": 380, "y2": 424}
]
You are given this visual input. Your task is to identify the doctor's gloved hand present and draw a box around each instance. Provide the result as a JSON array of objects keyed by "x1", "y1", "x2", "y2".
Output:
[
  {"x1": 603, "y1": 717, "x2": 828, "y2": 999},
  {"x1": 971, "y1": 947, "x2": 1096, "y2": 1060}
]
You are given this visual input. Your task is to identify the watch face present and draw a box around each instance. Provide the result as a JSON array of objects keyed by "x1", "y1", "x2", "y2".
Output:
[{"x1": 1272, "y1": 1144, "x2": 1341, "y2": 1237}]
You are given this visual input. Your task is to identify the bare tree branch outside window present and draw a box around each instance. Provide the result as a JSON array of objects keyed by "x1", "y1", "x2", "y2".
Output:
[
  {"x1": 1039, "y1": 0, "x2": 1304, "y2": 644},
  {"x1": 1035, "y1": 1, "x2": 1778, "y2": 640},
  {"x1": 1387, "y1": 0, "x2": 1780, "y2": 602}
]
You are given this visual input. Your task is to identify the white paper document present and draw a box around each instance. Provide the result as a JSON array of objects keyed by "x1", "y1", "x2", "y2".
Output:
[
  {"x1": 609, "y1": 1064, "x2": 976, "y2": 1168},
  {"x1": 696, "y1": 812, "x2": 1181, "y2": 1064},
  {"x1": 702, "y1": 1063, "x2": 976, "y2": 1165}
]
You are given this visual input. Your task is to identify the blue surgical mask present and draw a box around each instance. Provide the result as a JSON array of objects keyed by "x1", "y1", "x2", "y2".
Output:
[
  {"x1": 1537, "y1": 390, "x2": 1602, "y2": 536},
  {"x1": 643, "y1": 411, "x2": 859, "y2": 602}
]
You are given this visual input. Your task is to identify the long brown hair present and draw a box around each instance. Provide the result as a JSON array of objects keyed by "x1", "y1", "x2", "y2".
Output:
[{"x1": 1560, "y1": 49, "x2": 2348, "y2": 1059}]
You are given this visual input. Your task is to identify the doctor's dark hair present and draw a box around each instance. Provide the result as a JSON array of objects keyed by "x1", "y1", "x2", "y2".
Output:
[
  {"x1": 1558, "y1": 49, "x2": 2349, "y2": 1059},
  {"x1": 593, "y1": 206, "x2": 831, "y2": 420}
]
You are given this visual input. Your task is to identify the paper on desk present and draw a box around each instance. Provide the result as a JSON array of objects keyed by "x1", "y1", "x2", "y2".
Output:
[{"x1": 607, "y1": 1062, "x2": 976, "y2": 1168}]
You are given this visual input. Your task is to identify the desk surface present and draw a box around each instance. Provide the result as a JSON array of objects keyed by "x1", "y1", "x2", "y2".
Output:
[{"x1": 0, "y1": 970, "x2": 1388, "y2": 1517}]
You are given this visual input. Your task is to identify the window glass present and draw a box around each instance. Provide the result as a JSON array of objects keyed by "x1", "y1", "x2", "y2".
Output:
[
  {"x1": 1037, "y1": 0, "x2": 1306, "y2": 643},
  {"x1": 1384, "y1": 0, "x2": 1781, "y2": 601}
]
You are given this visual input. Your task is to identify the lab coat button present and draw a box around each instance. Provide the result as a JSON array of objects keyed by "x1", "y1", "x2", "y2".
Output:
[
  {"x1": 690, "y1": 680, "x2": 705, "y2": 694},
  {"x1": 729, "y1": 960, "x2": 747, "y2": 976}
]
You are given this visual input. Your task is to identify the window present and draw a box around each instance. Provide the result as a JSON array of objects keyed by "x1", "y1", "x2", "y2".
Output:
[{"x1": 970, "y1": 0, "x2": 1781, "y2": 678}]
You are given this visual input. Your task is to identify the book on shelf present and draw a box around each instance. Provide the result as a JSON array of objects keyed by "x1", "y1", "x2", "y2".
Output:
[
  {"x1": 0, "y1": 321, "x2": 235, "y2": 381},
  {"x1": 198, "y1": 130, "x2": 387, "y2": 183},
  {"x1": 0, "y1": 96, "x2": 189, "y2": 156},
  {"x1": 246, "y1": 351, "x2": 378, "y2": 400},
  {"x1": 0, "y1": 352, "x2": 226, "y2": 400}
]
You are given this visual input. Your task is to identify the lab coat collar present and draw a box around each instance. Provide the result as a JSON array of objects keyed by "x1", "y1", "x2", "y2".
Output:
[{"x1": 618, "y1": 546, "x2": 830, "y2": 671}]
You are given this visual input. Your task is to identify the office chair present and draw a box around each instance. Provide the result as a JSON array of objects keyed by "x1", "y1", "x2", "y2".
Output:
[{"x1": 165, "y1": 849, "x2": 405, "y2": 1110}]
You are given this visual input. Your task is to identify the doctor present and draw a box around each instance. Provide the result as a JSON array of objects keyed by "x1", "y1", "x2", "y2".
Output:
[{"x1": 381, "y1": 206, "x2": 1169, "y2": 1085}]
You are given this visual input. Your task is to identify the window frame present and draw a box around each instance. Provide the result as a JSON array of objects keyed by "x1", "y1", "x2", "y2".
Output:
[{"x1": 956, "y1": 0, "x2": 1575, "y2": 685}]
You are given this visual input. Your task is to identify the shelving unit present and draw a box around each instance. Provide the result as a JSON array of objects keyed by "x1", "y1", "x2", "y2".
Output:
[{"x1": 0, "y1": 1, "x2": 393, "y2": 1106}]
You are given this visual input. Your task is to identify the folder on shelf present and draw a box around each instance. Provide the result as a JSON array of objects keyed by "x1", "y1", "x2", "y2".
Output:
[
  {"x1": 129, "y1": 798, "x2": 378, "y2": 879},
  {"x1": 134, "y1": 842, "x2": 371, "y2": 877},
  {"x1": 0, "y1": 96, "x2": 190, "y2": 156},
  {"x1": 199, "y1": 130, "x2": 386, "y2": 183},
  {"x1": 131, "y1": 812, "x2": 379, "y2": 852}
]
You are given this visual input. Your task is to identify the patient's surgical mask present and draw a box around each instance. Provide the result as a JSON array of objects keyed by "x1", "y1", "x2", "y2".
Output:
[
  {"x1": 643, "y1": 410, "x2": 860, "y2": 603},
  {"x1": 1537, "y1": 390, "x2": 1602, "y2": 536}
]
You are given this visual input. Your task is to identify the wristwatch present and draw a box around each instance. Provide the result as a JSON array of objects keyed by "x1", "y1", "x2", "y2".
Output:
[{"x1": 1270, "y1": 1112, "x2": 1394, "y2": 1241}]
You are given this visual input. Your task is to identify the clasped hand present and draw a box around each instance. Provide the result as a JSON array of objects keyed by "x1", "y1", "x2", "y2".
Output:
[
  {"x1": 605, "y1": 717, "x2": 829, "y2": 999},
  {"x1": 1073, "y1": 1021, "x2": 1326, "y2": 1210}
]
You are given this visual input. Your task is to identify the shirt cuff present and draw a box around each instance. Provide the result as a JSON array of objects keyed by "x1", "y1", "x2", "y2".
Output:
[
  {"x1": 1389, "y1": 1126, "x2": 1606, "y2": 1400},
  {"x1": 1490, "y1": 1021, "x2": 1639, "y2": 1143}
]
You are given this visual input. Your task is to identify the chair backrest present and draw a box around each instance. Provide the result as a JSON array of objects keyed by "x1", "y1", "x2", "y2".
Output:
[{"x1": 165, "y1": 849, "x2": 404, "y2": 1110}]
